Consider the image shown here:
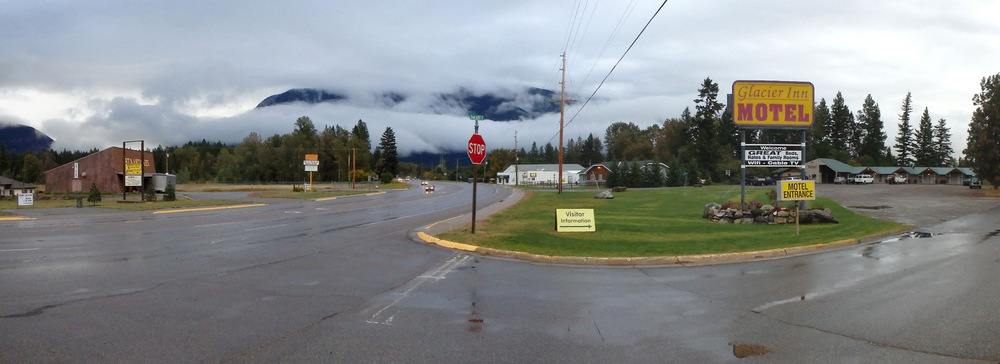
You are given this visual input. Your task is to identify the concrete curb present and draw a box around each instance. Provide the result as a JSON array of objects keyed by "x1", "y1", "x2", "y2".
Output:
[{"x1": 415, "y1": 231, "x2": 908, "y2": 267}]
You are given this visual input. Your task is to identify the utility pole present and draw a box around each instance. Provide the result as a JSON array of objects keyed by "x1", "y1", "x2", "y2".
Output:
[
  {"x1": 554, "y1": 52, "x2": 576, "y2": 194},
  {"x1": 514, "y1": 130, "x2": 519, "y2": 186}
]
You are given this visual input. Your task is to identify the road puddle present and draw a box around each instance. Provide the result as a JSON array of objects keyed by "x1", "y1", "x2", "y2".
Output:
[{"x1": 732, "y1": 343, "x2": 770, "y2": 358}]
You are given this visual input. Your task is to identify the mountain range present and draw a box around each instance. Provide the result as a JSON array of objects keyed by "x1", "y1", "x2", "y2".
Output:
[{"x1": 256, "y1": 87, "x2": 562, "y2": 121}]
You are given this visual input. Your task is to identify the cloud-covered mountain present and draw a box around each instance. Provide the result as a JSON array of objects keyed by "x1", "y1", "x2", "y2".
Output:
[
  {"x1": 0, "y1": 123, "x2": 54, "y2": 153},
  {"x1": 255, "y1": 87, "x2": 561, "y2": 121}
]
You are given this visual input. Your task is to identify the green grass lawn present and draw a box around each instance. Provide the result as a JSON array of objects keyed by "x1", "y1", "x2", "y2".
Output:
[
  {"x1": 0, "y1": 195, "x2": 245, "y2": 212},
  {"x1": 439, "y1": 186, "x2": 906, "y2": 257}
]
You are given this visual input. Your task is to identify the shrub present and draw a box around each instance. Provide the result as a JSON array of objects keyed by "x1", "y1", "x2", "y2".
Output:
[
  {"x1": 143, "y1": 186, "x2": 156, "y2": 202},
  {"x1": 163, "y1": 183, "x2": 176, "y2": 201},
  {"x1": 87, "y1": 183, "x2": 102, "y2": 206}
]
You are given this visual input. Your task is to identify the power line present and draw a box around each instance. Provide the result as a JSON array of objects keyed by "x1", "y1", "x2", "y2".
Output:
[{"x1": 547, "y1": 0, "x2": 670, "y2": 144}]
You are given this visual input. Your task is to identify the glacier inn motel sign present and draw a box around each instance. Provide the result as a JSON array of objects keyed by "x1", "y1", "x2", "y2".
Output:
[{"x1": 731, "y1": 80, "x2": 814, "y2": 209}]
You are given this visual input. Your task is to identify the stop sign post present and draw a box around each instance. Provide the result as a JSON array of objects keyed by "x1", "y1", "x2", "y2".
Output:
[{"x1": 468, "y1": 133, "x2": 486, "y2": 233}]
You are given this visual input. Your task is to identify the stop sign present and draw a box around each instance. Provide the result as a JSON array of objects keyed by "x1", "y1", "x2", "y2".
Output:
[{"x1": 468, "y1": 134, "x2": 486, "y2": 164}]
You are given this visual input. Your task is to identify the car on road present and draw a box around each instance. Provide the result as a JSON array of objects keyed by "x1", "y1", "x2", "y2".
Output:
[
  {"x1": 969, "y1": 178, "x2": 982, "y2": 189},
  {"x1": 833, "y1": 176, "x2": 847, "y2": 184}
]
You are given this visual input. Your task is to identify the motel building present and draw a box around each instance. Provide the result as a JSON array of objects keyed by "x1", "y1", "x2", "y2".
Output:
[
  {"x1": 804, "y1": 158, "x2": 974, "y2": 184},
  {"x1": 43, "y1": 147, "x2": 159, "y2": 193}
]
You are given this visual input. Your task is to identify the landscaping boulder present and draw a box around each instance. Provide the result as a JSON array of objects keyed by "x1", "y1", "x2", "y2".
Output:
[
  {"x1": 800, "y1": 209, "x2": 839, "y2": 224},
  {"x1": 594, "y1": 191, "x2": 615, "y2": 199},
  {"x1": 703, "y1": 202, "x2": 722, "y2": 219}
]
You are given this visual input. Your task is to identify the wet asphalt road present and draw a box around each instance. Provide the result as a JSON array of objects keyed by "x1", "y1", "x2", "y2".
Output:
[{"x1": 2, "y1": 183, "x2": 999, "y2": 362}]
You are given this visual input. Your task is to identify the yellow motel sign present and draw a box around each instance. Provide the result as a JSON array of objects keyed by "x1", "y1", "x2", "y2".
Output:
[
  {"x1": 732, "y1": 81, "x2": 814, "y2": 129},
  {"x1": 778, "y1": 180, "x2": 815, "y2": 201}
]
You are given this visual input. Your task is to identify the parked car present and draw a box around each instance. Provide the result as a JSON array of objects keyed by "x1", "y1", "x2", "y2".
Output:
[
  {"x1": 888, "y1": 174, "x2": 907, "y2": 184},
  {"x1": 969, "y1": 178, "x2": 982, "y2": 189},
  {"x1": 785, "y1": 176, "x2": 801, "y2": 181},
  {"x1": 833, "y1": 176, "x2": 847, "y2": 184},
  {"x1": 851, "y1": 174, "x2": 874, "y2": 184}
]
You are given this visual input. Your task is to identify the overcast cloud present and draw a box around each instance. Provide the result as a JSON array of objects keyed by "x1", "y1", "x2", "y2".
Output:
[{"x1": 2, "y1": 0, "x2": 998, "y2": 158}]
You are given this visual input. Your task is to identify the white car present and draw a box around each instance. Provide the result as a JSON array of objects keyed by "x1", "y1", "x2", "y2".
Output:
[{"x1": 852, "y1": 174, "x2": 874, "y2": 184}]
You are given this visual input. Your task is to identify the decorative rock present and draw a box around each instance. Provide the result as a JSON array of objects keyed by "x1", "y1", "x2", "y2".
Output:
[
  {"x1": 776, "y1": 210, "x2": 789, "y2": 218},
  {"x1": 703, "y1": 202, "x2": 722, "y2": 219},
  {"x1": 742, "y1": 218, "x2": 755, "y2": 224},
  {"x1": 612, "y1": 186, "x2": 628, "y2": 192},
  {"x1": 719, "y1": 217, "x2": 733, "y2": 224},
  {"x1": 595, "y1": 191, "x2": 615, "y2": 199}
]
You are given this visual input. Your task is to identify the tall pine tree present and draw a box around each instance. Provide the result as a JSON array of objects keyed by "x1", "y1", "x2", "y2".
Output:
[
  {"x1": 829, "y1": 92, "x2": 853, "y2": 162},
  {"x1": 932, "y1": 118, "x2": 954, "y2": 166},
  {"x1": 894, "y1": 92, "x2": 915, "y2": 166},
  {"x1": 378, "y1": 127, "x2": 398, "y2": 177},
  {"x1": 965, "y1": 73, "x2": 1000, "y2": 187},
  {"x1": 856, "y1": 94, "x2": 888, "y2": 164},
  {"x1": 913, "y1": 108, "x2": 936, "y2": 166}
]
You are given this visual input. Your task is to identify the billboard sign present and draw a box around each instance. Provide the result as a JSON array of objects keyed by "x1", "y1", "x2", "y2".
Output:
[
  {"x1": 743, "y1": 144, "x2": 803, "y2": 167},
  {"x1": 732, "y1": 81, "x2": 814, "y2": 129}
]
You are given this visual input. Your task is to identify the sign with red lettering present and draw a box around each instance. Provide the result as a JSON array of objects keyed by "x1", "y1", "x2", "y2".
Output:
[
  {"x1": 468, "y1": 134, "x2": 486, "y2": 164},
  {"x1": 732, "y1": 80, "x2": 814, "y2": 129}
]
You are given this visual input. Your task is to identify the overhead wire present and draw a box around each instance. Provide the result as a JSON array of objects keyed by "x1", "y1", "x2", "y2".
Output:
[{"x1": 546, "y1": 0, "x2": 670, "y2": 144}]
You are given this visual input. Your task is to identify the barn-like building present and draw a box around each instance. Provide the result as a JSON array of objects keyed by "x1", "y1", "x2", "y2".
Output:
[{"x1": 43, "y1": 147, "x2": 157, "y2": 193}]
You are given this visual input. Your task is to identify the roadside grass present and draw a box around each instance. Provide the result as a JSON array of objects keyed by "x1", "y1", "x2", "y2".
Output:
[
  {"x1": 0, "y1": 195, "x2": 245, "y2": 212},
  {"x1": 438, "y1": 186, "x2": 906, "y2": 257}
]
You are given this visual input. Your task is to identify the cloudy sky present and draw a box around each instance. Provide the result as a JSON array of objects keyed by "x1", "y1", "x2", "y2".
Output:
[{"x1": 2, "y1": 0, "x2": 998, "y2": 158}]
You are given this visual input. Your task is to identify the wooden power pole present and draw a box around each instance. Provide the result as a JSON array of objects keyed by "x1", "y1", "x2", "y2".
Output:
[{"x1": 555, "y1": 53, "x2": 575, "y2": 194}]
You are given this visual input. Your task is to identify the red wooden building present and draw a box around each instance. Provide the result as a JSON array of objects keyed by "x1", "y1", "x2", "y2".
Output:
[{"x1": 43, "y1": 147, "x2": 156, "y2": 193}]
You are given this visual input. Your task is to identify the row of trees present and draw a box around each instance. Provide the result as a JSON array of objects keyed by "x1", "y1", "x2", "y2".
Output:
[
  {"x1": 3, "y1": 74, "x2": 996, "y2": 188},
  {"x1": 159, "y1": 117, "x2": 404, "y2": 184}
]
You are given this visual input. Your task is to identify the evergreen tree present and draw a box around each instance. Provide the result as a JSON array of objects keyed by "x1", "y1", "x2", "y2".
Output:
[
  {"x1": 933, "y1": 118, "x2": 954, "y2": 166},
  {"x1": 829, "y1": 92, "x2": 853, "y2": 160},
  {"x1": 164, "y1": 183, "x2": 176, "y2": 201},
  {"x1": 913, "y1": 108, "x2": 936, "y2": 166},
  {"x1": 965, "y1": 73, "x2": 1000, "y2": 188},
  {"x1": 691, "y1": 78, "x2": 724, "y2": 179},
  {"x1": 856, "y1": 94, "x2": 888, "y2": 164},
  {"x1": 895, "y1": 92, "x2": 915, "y2": 166},
  {"x1": 0, "y1": 142, "x2": 9, "y2": 176},
  {"x1": 581, "y1": 134, "x2": 604, "y2": 166},
  {"x1": 627, "y1": 162, "x2": 643, "y2": 188},
  {"x1": 143, "y1": 185, "x2": 156, "y2": 202},
  {"x1": 351, "y1": 119, "x2": 372, "y2": 172},
  {"x1": 87, "y1": 183, "x2": 102, "y2": 206},
  {"x1": 807, "y1": 99, "x2": 832, "y2": 160},
  {"x1": 641, "y1": 163, "x2": 665, "y2": 187}
]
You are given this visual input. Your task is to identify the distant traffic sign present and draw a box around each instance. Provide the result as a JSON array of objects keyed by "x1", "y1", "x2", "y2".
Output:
[
  {"x1": 468, "y1": 134, "x2": 486, "y2": 164},
  {"x1": 469, "y1": 114, "x2": 484, "y2": 120}
]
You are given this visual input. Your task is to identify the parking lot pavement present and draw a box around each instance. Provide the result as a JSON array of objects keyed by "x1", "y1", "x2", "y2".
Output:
[{"x1": 817, "y1": 183, "x2": 1000, "y2": 227}]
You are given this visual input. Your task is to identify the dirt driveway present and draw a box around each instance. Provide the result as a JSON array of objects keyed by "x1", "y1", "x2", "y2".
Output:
[{"x1": 817, "y1": 183, "x2": 1000, "y2": 227}]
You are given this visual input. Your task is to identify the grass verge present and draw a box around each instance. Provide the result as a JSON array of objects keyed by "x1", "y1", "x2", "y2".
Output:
[
  {"x1": 438, "y1": 186, "x2": 906, "y2": 257},
  {"x1": 0, "y1": 196, "x2": 246, "y2": 212}
]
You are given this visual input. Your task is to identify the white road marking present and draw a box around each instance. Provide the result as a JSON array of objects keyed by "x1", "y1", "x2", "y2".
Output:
[
  {"x1": 0, "y1": 248, "x2": 40, "y2": 252},
  {"x1": 366, "y1": 254, "x2": 471, "y2": 325},
  {"x1": 244, "y1": 224, "x2": 287, "y2": 232}
]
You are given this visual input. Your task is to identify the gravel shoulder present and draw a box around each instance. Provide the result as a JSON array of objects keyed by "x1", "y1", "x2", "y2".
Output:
[{"x1": 817, "y1": 183, "x2": 1000, "y2": 228}]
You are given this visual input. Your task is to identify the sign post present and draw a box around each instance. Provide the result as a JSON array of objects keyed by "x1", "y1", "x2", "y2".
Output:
[
  {"x1": 468, "y1": 114, "x2": 486, "y2": 234},
  {"x1": 733, "y1": 80, "x2": 814, "y2": 210},
  {"x1": 304, "y1": 153, "x2": 319, "y2": 191},
  {"x1": 778, "y1": 180, "x2": 816, "y2": 235}
]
